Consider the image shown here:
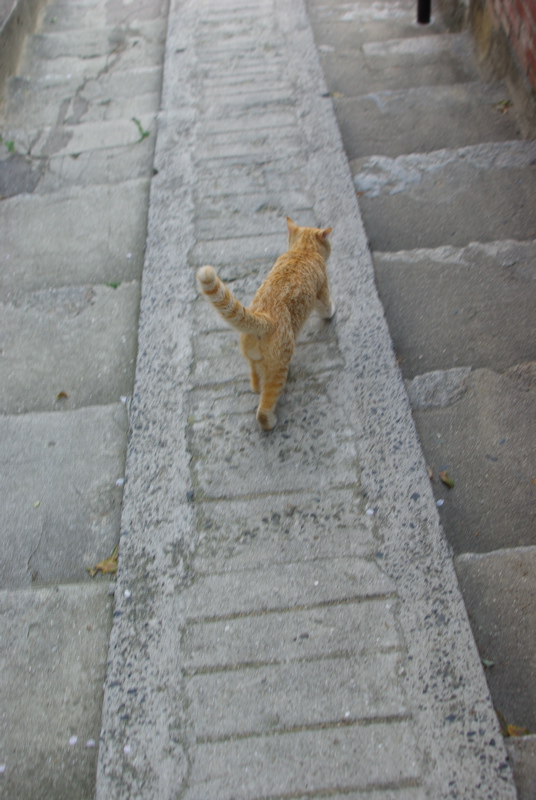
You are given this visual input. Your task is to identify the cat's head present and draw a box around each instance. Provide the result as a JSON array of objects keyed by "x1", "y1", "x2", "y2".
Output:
[{"x1": 286, "y1": 217, "x2": 332, "y2": 256}]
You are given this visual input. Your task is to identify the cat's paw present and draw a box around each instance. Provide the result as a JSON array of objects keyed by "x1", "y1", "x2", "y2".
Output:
[
  {"x1": 257, "y1": 409, "x2": 277, "y2": 431},
  {"x1": 324, "y1": 300, "x2": 335, "y2": 319}
]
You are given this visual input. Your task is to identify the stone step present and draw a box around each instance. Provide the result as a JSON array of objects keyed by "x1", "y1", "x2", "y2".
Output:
[
  {"x1": 455, "y1": 548, "x2": 536, "y2": 733},
  {"x1": 0, "y1": 583, "x2": 112, "y2": 797},
  {"x1": 317, "y1": 31, "x2": 480, "y2": 94},
  {"x1": 0, "y1": 404, "x2": 127, "y2": 586},
  {"x1": 334, "y1": 81, "x2": 520, "y2": 159},
  {"x1": 373, "y1": 239, "x2": 536, "y2": 377},
  {"x1": 0, "y1": 180, "x2": 149, "y2": 288},
  {"x1": 6, "y1": 65, "x2": 162, "y2": 127},
  {"x1": 0, "y1": 282, "x2": 140, "y2": 414},
  {"x1": 308, "y1": 0, "x2": 448, "y2": 47},
  {"x1": 352, "y1": 140, "x2": 536, "y2": 250},
  {"x1": 18, "y1": 21, "x2": 165, "y2": 80},
  {"x1": 41, "y1": 0, "x2": 168, "y2": 31},
  {"x1": 407, "y1": 365, "x2": 536, "y2": 554}
]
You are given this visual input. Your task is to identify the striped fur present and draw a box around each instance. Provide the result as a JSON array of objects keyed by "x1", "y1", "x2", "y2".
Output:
[
  {"x1": 196, "y1": 266, "x2": 273, "y2": 336},
  {"x1": 196, "y1": 218, "x2": 334, "y2": 431}
]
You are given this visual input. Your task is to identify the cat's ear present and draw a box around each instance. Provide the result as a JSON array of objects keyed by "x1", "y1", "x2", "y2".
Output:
[
  {"x1": 320, "y1": 227, "x2": 332, "y2": 240},
  {"x1": 287, "y1": 217, "x2": 300, "y2": 245}
]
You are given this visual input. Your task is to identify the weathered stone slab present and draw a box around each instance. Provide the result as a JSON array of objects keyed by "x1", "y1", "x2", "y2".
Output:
[
  {"x1": 184, "y1": 721, "x2": 420, "y2": 800},
  {"x1": 373, "y1": 240, "x2": 536, "y2": 376},
  {"x1": 455, "y1": 548, "x2": 536, "y2": 731},
  {"x1": 0, "y1": 181, "x2": 149, "y2": 289},
  {"x1": 0, "y1": 283, "x2": 139, "y2": 413},
  {"x1": 28, "y1": 22, "x2": 165, "y2": 61},
  {"x1": 7, "y1": 114, "x2": 156, "y2": 157},
  {"x1": 186, "y1": 651, "x2": 407, "y2": 739},
  {"x1": 0, "y1": 583, "x2": 112, "y2": 799},
  {"x1": 0, "y1": 404, "x2": 127, "y2": 586},
  {"x1": 412, "y1": 367, "x2": 536, "y2": 553},
  {"x1": 182, "y1": 599, "x2": 400, "y2": 670},
  {"x1": 6, "y1": 68, "x2": 161, "y2": 126},
  {"x1": 334, "y1": 82, "x2": 519, "y2": 159},
  {"x1": 352, "y1": 141, "x2": 536, "y2": 250}
]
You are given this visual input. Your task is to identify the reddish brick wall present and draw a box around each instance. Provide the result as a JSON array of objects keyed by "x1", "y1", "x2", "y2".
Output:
[{"x1": 490, "y1": 0, "x2": 536, "y2": 89}]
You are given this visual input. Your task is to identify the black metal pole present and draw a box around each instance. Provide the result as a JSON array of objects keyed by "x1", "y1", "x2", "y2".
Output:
[{"x1": 417, "y1": 0, "x2": 431, "y2": 23}]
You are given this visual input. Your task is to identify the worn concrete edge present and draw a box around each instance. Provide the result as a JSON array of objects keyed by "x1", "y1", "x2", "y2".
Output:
[
  {"x1": 281, "y1": 3, "x2": 515, "y2": 798},
  {"x1": 0, "y1": 0, "x2": 47, "y2": 96},
  {"x1": 95, "y1": 2, "x2": 517, "y2": 799}
]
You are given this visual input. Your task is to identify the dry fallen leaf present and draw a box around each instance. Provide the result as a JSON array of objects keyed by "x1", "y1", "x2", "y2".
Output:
[
  {"x1": 56, "y1": 391, "x2": 69, "y2": 399},
  {"x1": 439, "y1": 470, "x2": 455, "y2": 489},
  {"x1": 496, "y1": 709, "x2": 530, "y2": 737},
  {"x1": 507, "y1": 724, "x2": 530, "y2": 737},
  {"x1": 87, "y1": 545, "x2": 118, "y2": 577}
]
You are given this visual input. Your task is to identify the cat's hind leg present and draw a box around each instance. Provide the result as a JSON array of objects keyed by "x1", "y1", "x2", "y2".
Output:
[
  {"x1": 315, "y1": 282, "x2": 335, "y2": 319},
  {"x1": 256, "y1": 364, "x2": 289, "y2": 431},
  {"x1": 249, "y1": 360, "x2": 261, "y2": 393}
]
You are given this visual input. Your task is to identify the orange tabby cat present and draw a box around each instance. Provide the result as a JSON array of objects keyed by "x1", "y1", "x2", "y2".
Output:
[{"x1": 196, "y1": 217, "x2": 334, "y2": 430}]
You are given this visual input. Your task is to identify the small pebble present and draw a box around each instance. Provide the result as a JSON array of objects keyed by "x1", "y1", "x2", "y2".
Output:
[
  {"x1": 124, "y1": 744, "x2": 131, "y2": 755},
  {"x1": 437, "y1": 499, "x2": 445, "y2": 507},
  {"x1": 69, "y1": 736, "x2": 78, "y2": 746},
  {"x1": 366, "y1": 508, "x2": 374, "y2": 516},
  {"x1": 86, "y1": 740, "x2": 96, "y2": 748},
  {"x1": 124, "y1": 590, "x2": 131, "y2": 599}
]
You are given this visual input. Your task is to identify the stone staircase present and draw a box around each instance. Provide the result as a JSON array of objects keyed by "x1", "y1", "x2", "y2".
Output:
[
  {"x1": 307, "y1": 0, "x2": 536, "y2": 796},
  {"x1": 0, "y1": 0, "x2": 166, "y2": 795}
]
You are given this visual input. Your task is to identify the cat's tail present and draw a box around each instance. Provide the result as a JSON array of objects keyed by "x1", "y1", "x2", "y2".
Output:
[{"x1": 197, "y1": 266, "x2": 274, "y2": 336}]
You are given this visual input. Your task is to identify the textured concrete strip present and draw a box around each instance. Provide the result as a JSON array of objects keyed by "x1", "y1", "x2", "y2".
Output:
[
  {"x1": 0, "y1": 282, "x2": 139, "y2": 413},
  {"x1": 0, "y1": 583, "x2": 111, "y2": 799},
  {"x1": 0, "y1": 181, "x2": 148, "y2": 289},
  {"x1": 186, "y1": 652, "x2": 407, "y2": 739},
  {"x1": 96, "y1": 0, "x2": 517, "y2": 797},
  {"x1": 455, "y1": 548, "x2": 536, "y2": 730},
  {"x1": 184, "y1": 722, "x2": 420, "y2": 800},
  {"x1": 192, "y1": 490, "x2": 376, "y2": 571},
  {"x1": 192, "y1": 325, "x2": 342, "y2": 385},
  {"x1": 182, "y1": 601, "x2": 400, "y2": 670},
  {"x1": 352, "y1": 141, "x2": 536, "y2": 250},
  {"x1": 189, "y1": 380, "x2": 358, "y2": 498},
  {"x1": 190, "y1": 233, "x2": 290, "y2": 266},
  {"x1": 0, "y1": 404, "x2": 127, "y2": 587},
  {"x1": 373, "y1": 240, "x2": 536, "y2": 376},
  {"x1": 196, "y1": 208, "x2": 315, "y2": 240},
  {"x1": 181, "y1": 558, "x2": 394, "y2": 619}
]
